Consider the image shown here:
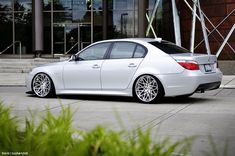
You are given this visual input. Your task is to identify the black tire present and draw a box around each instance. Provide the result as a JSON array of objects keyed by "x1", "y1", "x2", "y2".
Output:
[
  {"x1": 32, "y1": 73, "x2": 55, "y2": 98},
  {"x1": 133, "y1": 75, "x2": 164, "y2": 103}
]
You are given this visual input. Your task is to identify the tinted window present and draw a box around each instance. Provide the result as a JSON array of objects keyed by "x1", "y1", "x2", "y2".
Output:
[
  {"x1": 110, "y1": 42, "x2": 136, "y2": 59},
  {"x1": 149, "y1": 41, "x2": 190, "y2": 54},
  {"x1": 78, "y1": 43, "x2": 111, "y2": 60},
  {"x1": 134, "y1": 45, "x2": 146, "y2": 58}
]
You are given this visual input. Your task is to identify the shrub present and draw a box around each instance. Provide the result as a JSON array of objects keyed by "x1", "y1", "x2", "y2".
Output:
[{"x1": 0, "y1": 102, "x2": 193, "y2": 156}]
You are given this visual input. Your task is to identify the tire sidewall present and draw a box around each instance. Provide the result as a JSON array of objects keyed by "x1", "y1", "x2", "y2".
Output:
[
  {"x1": 32, "y1": 73, "x2": 55, "y2": 98},
  {"x1": 133, "y1": 74, "x2": 164, "y2": 103}
]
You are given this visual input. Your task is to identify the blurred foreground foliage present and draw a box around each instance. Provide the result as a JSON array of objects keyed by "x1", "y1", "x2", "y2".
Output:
[{"x1": 0, "y1": 102, "x2": 194, "y2": 156}]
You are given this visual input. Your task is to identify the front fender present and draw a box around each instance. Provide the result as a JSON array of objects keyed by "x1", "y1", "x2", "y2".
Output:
[{"x1": 29, "y1": 65, "x2": 64, "y2": 92}]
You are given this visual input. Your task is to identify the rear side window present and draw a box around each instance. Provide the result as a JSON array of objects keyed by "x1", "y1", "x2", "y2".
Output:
[
  {"x1": 110, "y1": 42, "x2": 136, "y2": 59},
  {"x1": 149, "y1": 41, "x2": 190, "y2": 54},
  {"x1": 134, "y1": 45, "x2": 146, "y2": 58}
]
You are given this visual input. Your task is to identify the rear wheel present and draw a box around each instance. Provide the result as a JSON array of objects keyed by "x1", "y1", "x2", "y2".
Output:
[
  {"x1": 134, "y1": 75, "x2": 164, "y2": 103},
  {"x1": 32, "y1": 73, "x2": 55, "y2": 98}
]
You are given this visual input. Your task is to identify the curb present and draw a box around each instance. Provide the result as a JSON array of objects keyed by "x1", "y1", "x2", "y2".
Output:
[
  {"x1": 220, "y1": 85, "x2": 235, "y2": 89},
  {"x1": 0, "y1": 85, "x2": 26, "y2": 87}
]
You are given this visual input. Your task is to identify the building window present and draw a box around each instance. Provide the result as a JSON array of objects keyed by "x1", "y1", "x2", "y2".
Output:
[
  {"x1": 107, "y1": 0, "x2": 137, "y2": 39},
  {"x1": 0, "y1": 0, "x2": 32, "y2": 55}
]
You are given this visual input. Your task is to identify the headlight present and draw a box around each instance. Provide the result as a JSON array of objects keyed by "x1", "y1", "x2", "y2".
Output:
[
  {"x1": 28, "y1": 68, "x2": 33, "y2": 73},
  {"x1": 28, "y1": 67, "x2": 35, "y2": 74}
]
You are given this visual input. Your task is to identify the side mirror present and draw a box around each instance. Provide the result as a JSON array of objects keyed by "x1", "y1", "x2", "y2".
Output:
[{"x1": 70, "y1": 54, "x2": 78, "y2": 61}]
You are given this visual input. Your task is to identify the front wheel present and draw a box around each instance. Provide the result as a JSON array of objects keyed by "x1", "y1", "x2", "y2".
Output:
[
  {"x1": 134, "y1": 75, "x2": 164, "y2": 103},
  {"x1": 32, "y1": 73, "x2": 55, "y2": 98}
]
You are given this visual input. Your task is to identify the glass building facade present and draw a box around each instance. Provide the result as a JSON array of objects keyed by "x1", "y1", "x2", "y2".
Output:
[
  {"x1": 0, "y1": 0, "x2": 164, "y2": 56},
  {"x1": 0, "y1": 0, "x2": 234, "y2": 59},
  {"x1": 0, "y1": 0, "x2": 32, "y2": 54}
]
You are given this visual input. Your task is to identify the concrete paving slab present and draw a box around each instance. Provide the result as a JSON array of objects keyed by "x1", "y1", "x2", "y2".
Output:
[{"x1": 220, "y1": 75, "x2": 235, "y2": 88}]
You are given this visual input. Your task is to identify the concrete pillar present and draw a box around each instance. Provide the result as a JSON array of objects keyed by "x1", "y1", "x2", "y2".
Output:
[
  {"x1": 138, "y1": 0, "x2": 148, "y2": 37},
  {"x1": 102, "y1": 0, "x2": 108, "y2": 40},
  {"x1": 33, "y1": 0, "x2": 43, "y2": 57}
]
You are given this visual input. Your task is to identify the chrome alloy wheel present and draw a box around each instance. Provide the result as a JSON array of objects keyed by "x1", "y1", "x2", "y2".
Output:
[
  {"x1": 135, "y1": 75, "x2": 159, "y2": 103},
  {"x1": 32, "y1": 73, "x2": 52, "y2": 97}
]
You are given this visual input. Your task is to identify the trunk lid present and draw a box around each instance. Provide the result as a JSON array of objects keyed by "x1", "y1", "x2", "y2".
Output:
[{"x1": 171, "y1": 53, "x2": 217, "y2": 73}]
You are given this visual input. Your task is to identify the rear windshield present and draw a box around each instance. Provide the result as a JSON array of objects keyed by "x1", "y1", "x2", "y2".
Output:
[{"x1": 149, "y1": 41, "x2": 190, "y2": 54}]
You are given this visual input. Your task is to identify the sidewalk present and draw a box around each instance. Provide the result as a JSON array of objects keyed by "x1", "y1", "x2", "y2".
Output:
[
  {"x1": 0, "y1": 73, "x2": 27, "y2": 86},
  {"x1": 220, "y1": 75, "x2": 235, "y2": 88},
  {"x1": 0, "y1": 73, "x2": 234, "y2": 89}
]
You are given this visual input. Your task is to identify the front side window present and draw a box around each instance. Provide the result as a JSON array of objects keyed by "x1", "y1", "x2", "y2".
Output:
[
  {"x1": 78, "y1": 43, "x2": 111, "y2": 61},
  {"x1": 109, "y1": 42, "x2": 136, "y2": 59}
]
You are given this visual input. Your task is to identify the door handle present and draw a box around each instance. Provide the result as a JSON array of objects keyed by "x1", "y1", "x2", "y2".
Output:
[
  {"x1": 128, "y1": 63, "x2": 137, "y2": 68},
  {"x1": 92, "y1": 64, "x2": 100, "y2": 69}
]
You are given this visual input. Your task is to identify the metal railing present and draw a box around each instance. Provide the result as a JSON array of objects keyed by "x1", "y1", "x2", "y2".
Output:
[
  {"x1": 0, "y1": 41, "x2": 22, "y2": 59},
  {"x1": 65, "y1": 41, "x2": 90, "y2": 55},
  {"x1": 65, "y1": 41, "x2": 80, "y2": 55},
  {"x1": 54, "y1": 41, "x2": 91, "y2": 57}
]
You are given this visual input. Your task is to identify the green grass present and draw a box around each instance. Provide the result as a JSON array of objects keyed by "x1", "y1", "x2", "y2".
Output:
[{"x1": 0, "y1": 102, "x2": 194, "y2": 156}]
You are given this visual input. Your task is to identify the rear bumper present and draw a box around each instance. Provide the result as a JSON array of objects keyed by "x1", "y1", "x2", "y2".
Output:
[
  {"x1": 157, "y1": 69, "x2": 223, "y2": 97},
  {"x1": 195, "y1": 81, "x2": 221, "y2": 92}
]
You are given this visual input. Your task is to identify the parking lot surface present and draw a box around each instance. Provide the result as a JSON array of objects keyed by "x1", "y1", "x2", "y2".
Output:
[{"x1": 0, "y1": 86, "x2": 235, "y2": 156}]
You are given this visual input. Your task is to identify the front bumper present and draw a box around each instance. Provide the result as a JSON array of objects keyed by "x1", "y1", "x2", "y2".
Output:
[{"x1": 25, "y1": 73, "x2": 34, "y2": 92}]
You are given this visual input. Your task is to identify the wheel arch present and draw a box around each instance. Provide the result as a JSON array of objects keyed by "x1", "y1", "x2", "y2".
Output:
[
  {"x1": 31, "y1": 71, "x2": 56, "y2": 95},
  {"x1": 131, "y1": 73, "x2": 165, "y2": 97}
]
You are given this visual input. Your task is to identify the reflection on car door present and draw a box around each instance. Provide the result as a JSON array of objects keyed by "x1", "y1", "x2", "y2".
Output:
[
  {"x1": 101, "y1": 42, "x2": 147, "y2": 90},
  {"x1": 63, "y1": 42, "x2": 111, "y2": 90},
  {"x1": 63, "y1": 60, "x2": 104, "y2": 89}
]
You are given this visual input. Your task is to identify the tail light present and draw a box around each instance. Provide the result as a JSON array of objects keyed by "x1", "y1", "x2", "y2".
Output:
[{"x1": 177, "y1": 60, "x2": 199, "y2": 70}]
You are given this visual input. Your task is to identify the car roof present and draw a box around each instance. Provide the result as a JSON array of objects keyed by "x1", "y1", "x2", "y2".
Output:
[{"x1": 95, "y1": 38, "x2": 162, "y2": 44}]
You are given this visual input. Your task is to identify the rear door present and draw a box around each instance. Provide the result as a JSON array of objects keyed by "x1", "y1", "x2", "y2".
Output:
[{"x1": 101, "y1": 42, "x2": 147, "y2": 90}]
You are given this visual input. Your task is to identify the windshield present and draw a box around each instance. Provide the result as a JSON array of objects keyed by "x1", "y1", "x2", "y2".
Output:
[{"x1": 149, "y1": 41, "x2": 190, "y2": 54}]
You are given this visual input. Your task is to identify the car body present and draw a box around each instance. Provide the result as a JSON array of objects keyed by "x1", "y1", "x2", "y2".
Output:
[{"x1": 26, "y1": 38, "x2": 223, "y2": 103}]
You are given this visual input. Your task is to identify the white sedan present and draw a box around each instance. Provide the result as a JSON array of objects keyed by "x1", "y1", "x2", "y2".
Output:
[{"x1": 26, "y1": 38, "x2": 223, "y2": 103}]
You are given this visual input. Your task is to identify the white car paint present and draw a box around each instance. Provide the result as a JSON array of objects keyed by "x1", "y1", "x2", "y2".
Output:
[
  {"x1": 26, "y1": 38, "x2": 223, "y2": 102},
  {"x1": 63, "y1": 60, "x2": 104, "y2": 90},
  {"x1": 101, "y1": 58, "x2": 143, "y2": 90}
]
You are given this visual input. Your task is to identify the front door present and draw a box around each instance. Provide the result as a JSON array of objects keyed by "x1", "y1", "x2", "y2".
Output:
[
  {"x1": 63, "y1": 60, "x2": 104, "y2": 90},
  {"x1": 63, "y1": 42, "x2": 111, "y2": 90}
]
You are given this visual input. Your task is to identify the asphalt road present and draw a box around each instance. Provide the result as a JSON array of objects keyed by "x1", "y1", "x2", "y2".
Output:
[{"x1": 1, "y1": 87, "x2": 235, "y2": 156}]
